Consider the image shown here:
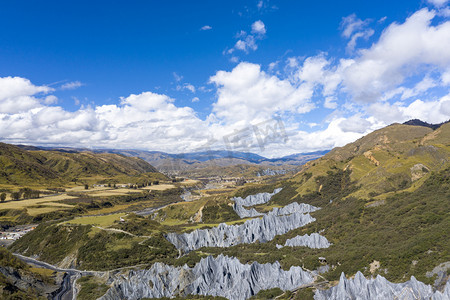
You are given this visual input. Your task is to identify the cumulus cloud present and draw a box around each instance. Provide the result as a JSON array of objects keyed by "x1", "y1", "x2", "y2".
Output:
[
  {"x1": 296, "y1": 55, "x2": 342, "y2": 96},
  {"x1": 210, "y1": 62, "x2": 314, "y2": 125},
  {"x1": 0, "y1": 76, "x2": 52, "y2": 101},
  {"x1": 341, "y1": 8, "x2": 450, "y2": 102},
  {"x1": 367, "y1": 94, "x2": 450, "y2": 124},
  {"x1": 0, "y1": 76, "x2": 53, "y2": 114},
  {"x1": 229, "y1": 21, "x2": 266, "y2": 54},
  {"x1": 338, "y1": 115, "x2": 372, "y2": 133},
  {"x1": 251, "y1": 20, "x2": 266, "y2": 35}
]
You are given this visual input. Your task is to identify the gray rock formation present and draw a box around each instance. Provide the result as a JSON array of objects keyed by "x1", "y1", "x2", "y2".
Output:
[
  {"x1": 257, "y1": 169, "x2": 287, "y2": 176},
  {"x1": 276, "y1": 233, "x2": 331, "y2": 249},
  {"x1": 166, "y1": 212, "x2": 316, "y2": 252},
  {"x1": 314, "y1": 271, "x2": 450, "y2": 300},
  {"x1": 434, "y1": 280, "x2": 450, "y2": 300},
  {"x1": 268, "y1": 202, "x2": 319, "y2": 216},
  {"x1": 232, "y1": 188, "x2": 319, "y2": 218},
  {"x1": 235, "y1": 200, "x2": 319, "y2": 218},
  {"x1": 232, "y1": 188, "x2": 282, "y2": 207},
  {"x1": 233, "y1": 203, "x2": 264, "y2": 218},
  {"x1": 99, "y1": 255, "x2": 314, "y2": 300}
]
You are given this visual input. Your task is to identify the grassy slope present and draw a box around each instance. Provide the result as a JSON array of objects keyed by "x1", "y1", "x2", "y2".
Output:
[
  {"x1": 290, "y1": 124, "x2": 449, "y2": 200},
  {"x1": 0, "y1": 142, "x2": 163, "y2": 186}
]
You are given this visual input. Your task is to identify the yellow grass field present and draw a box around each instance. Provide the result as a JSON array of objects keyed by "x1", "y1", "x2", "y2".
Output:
[
  {"x1": 27, "y1": 206, "x2": 71, "y2": 216},
  {"x1": 87, "y1": 189, "x2": 140, "y2": 197},
  {"x1": 64, "y1": 213, "x2": 126, "y2": 227},
  {"x1": 0, "y1": 194, "x2": 76, "y2": 210},
  {"x1": 179, "y1": 179, "x2": 200, "y2": 185},
  {"x1": 142, "y1": 184, "x2": 176, "y2": 191}
]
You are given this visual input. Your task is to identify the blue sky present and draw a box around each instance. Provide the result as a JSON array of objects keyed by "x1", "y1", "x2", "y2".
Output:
[{"x1": 1, "y1": 0, "x2": 449, "y2": 157}]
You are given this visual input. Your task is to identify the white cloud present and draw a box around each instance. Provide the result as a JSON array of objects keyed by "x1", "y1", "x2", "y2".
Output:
[
  {"x1": 341, "y1": 9, "x2": 450, "y2": 102},
  {"x1": 296, "y1": 55, "x2": 342, "y2": 96},
  {"x1": 0, "y1": 76, "x2": 51, "y2": 101},
  {"x1": 176, "y1": 83, "x2": 196, "y2": 93},
  {"x1": 340, "y1": 14, "x2": 371, "y2": 38},
  {"x1": 367, "y1": 94, "x2": 450, "y2": 124},
  {"x1": 400, "y1": 75, "x2": 437, "y2": 100},
  {"x1": 210, "y1": 62, "x2": 314, "y2": 125},
  {"x1": 235, "y1": 36, "x2": 257, "y2": 52},
  {"x1": 60, "y1": 81, "x2": 83, "y2": 90},
  {"x1": 120, "y1": 92, "x2": 174, "y2": 111},
  {"x1": 229, "y1": 21, "x2": 266, "y2": 54},
  {"x1": 346, "y1": 29, "x2": 374, "y2": 53},
  {"x1": 0, "y1": 76, "x2": 52, "y2": 114},
  {"x1": 0, "y1": 80, "x2": 211, "y2": 152},
  {"x1": 340, "y1": 14, "x2": 373, "y2": 53},
  {"x1": 427, "y1": 0, "x2": 449, "y2": 7},
  {"x1": 173, "y1": 72, "x2": 183, "y2": 82},
  {"x1": 324, "y1": 97, "x2": 338, "y2": 109},
  {"x1": 442, "y1": 70, "x2": 450, "y2": 85},
  {"x1": 251, "y1": 20, "x2": 266, "y2": 35},
  {"x1": 44, "y1": 95, "x2": 58, "y2": 104},
  {"x1": 200, "y1": 25, "x2": 212, "y2": 31},
  {"x1": 338, "y1": 115, "x2": 372, "y2": 133}
]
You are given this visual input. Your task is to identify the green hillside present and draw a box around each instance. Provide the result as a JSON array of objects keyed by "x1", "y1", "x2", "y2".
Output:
[
  {"x1": 289, "y1": 123, "x2": 450, "y2": 200},
  {"x1": 0, "y1": 143, "x2": 162, "y2": 186}
]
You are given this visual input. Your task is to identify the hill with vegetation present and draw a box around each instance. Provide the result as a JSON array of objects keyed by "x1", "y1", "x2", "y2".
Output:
[
  {"x1": 0, "y1": 143, "x2": 162, "y2": 186},
  {"x1": 288, "y1": 123, "x2": 450, "y2": 200}
]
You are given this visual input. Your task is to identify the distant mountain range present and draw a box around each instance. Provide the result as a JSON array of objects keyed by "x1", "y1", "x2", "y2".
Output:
[
  {"x1": 97, "y1": 149, "x2": 330, "y2": 174},
  {"x1": 14, "y1": 145, "x2": 329, "y2": 174}
]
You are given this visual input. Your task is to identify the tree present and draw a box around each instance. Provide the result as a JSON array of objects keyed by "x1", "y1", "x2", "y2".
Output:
[
  {"x1": 11, "y1": 192, "x2": 21, "y2": 201},
  {"x1": 0, "y1": 193, "x2": 6, "y2": 202}
]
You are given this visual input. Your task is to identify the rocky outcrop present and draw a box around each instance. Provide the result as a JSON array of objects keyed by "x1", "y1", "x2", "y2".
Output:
[
  {"x1": 232, "y1": 188, "x2": 282, "y2": 207},
  {"x1": 434, "y1": 280, "x2": 450, "y2": 300},
  {"x1": 235, "y1": 201, "x2": 320, "y2": 218},
  {"x1": 166, "y1": 212, "x2": 316, "y2": 252},
  {"x1": 0, "y1": 266, "x2": 59, "y2": 298},
  {"x1": 99, "y1": 255, "x2": 314, "y2": 300},
  {"x1": 233, "y1": 203, "x2": 264, "y2": 218},
  {"x1": 314, "y1": 271, "x2": 450, "y2": 300},
  {"x1": 276, "y1": 233, "x2": 331, "y2": 249},
  {"x1": 268, "y1": 202, "x2": 319, "y2": 216},
  {"x1": 232, "y1": 188, "x2": 318, "y2": 218}
]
